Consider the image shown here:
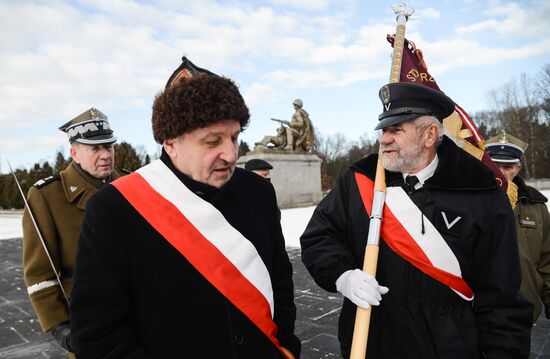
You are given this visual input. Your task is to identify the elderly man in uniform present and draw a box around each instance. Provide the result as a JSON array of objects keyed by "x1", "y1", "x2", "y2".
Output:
[
  {"x1": 245, "y1": 159, "x2": 273, "y2": 180},
  {"x1": 70, "y1": 58, "x2": 300, "y2": 358},
  {"x1": 300, "y1": 82, "x2": 532, "y2": 359},
  {"x1": 22, "y1": 108, "x2": 120, "y2": 357},
  {"x1": 486, "y1": 133, "x2": 550, "y2": 324}
]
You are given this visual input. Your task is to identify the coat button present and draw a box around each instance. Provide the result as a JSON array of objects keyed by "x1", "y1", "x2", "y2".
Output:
[{"x1": 234, "y1": 335, "x2": 244, "y2": 344}]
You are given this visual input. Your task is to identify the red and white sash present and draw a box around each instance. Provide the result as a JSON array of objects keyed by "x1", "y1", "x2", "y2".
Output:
[
  {"x1": 355, "y1": 172, "x2": 474, "y2": 300},
  {"x1": 112, "y1": 160, "x2": 283, "y2": 349}
]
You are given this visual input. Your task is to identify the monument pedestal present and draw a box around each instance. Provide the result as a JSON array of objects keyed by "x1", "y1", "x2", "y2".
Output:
[{"x1": 238, "y1": 151, "x2": 323, "y2": 209}]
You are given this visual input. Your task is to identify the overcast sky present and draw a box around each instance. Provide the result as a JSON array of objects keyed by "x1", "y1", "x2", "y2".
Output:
[{"x1": 1, "y1": 0, "x2": 549, "y2": 172}]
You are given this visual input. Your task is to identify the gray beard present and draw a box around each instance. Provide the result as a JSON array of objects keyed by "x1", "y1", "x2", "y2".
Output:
[{"x1": 381, "y1": 141, "x2": 424, "y2": 173}]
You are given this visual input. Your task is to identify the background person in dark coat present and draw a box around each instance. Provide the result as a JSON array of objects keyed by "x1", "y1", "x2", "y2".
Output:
[
  {"x1": 245, "y1": 159, "x2": 273, "y2": 181},
  {"x1": 22, "y1": 108, "x2": 120, "y2": 358},
  {"x1": 300, "y1": 82, "x2": 532, "y2": 359},
  {"x1": 70, "y1": 60, "x2": 300, "y2": 358},
  {"x1": 486, "y1": 132, "x2": 550, "y2": 324}
]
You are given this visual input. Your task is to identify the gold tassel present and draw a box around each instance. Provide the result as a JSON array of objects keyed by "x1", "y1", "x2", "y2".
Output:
[{"x1": 507, "y1": 180, "x2": 518, "y2": 209}]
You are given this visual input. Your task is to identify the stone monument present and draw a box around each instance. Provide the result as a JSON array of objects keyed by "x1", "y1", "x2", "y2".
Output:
[{"x1": 238, "y1": 99, "x2": 323, "y2": 209}]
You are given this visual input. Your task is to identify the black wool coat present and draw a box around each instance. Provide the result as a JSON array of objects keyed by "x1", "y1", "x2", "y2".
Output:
[
  {"x1": 300, "y1": 137, "x2": 532, "y2": 359},
  {"x1": 70, "y1": 155, "x2": 300, "y2": 358}
]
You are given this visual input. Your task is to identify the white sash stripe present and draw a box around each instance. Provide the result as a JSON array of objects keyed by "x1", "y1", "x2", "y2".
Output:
[
  {"x1": 386, "y1": 187, "x2": 471, "y2": 300},
  {"x1": 137, "y1": 160, "x2": 275, "y2": 316},
  {"x1": 27, "y1": 280, "x2": 58, "y2": 295}
]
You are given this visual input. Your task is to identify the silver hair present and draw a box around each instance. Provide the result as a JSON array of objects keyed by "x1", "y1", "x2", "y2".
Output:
[{"x1": 414, "y1": 115, "x2": 444, "y2": 147}]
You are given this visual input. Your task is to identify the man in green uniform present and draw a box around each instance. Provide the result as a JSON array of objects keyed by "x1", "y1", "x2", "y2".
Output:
[
  {"x1": 22, "y1": 107, "x2": 121, "y2": 356},
  {"x1": 487, "y1": 132, "x2": 550, "y2": 324}
]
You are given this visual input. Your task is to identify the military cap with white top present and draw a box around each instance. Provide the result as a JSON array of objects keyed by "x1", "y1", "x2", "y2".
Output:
[{"x1": 486, "y1": 132, "x2": 528, "y2": 164}]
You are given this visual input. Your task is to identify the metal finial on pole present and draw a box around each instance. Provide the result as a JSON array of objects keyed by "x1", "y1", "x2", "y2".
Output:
[
  {"x1": 391, "y1": 3, "x2": 414, "y2": 22},
  {"x1": 389, "y1": 4, "x2": 415, "y2": 83}
]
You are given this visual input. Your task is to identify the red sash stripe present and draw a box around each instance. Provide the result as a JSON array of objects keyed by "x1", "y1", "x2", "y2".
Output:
[
  {"x1": 355, "y1": 172, "x2": 474, "y2": 299},
  {"x1": 113, "y1": 172, "x2": 283, "y2": 350}
]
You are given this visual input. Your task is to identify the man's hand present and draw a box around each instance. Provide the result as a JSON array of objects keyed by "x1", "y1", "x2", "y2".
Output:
[
  {"x1": 336, "y1": 269, "x2": 389, "y2": 309},
  {"x1": 50, "y1": 321, "x2": 73, "y2": 352}
]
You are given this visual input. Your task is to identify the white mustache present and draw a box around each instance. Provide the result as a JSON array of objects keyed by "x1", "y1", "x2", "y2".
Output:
[{"x1": 381, "y1": 145, "x2": 399, "y2": 153}]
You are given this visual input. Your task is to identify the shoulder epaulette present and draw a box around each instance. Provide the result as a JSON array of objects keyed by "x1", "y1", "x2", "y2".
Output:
[
  {"x1": 33, "y1": 174, "x2": 61, "y2": 189},
  {"x1": 524, "y1": 185, "x2": 548, "y2": 204}
]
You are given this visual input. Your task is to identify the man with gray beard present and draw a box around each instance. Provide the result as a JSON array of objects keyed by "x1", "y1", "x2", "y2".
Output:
[{"x1": 300, "y1": 82, "x2": 532, "y2": 359}]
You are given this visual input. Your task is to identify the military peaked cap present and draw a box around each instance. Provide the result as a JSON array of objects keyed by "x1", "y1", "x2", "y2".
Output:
[
  {"x1": 486, "y1": 132, "x2": 528, "y2": 164},
  {"x1": 245, "y1": 159, "x2": 273, "y2": 171},
  {"x1": 375, "y1": 82, "x2": 455, "y2": 130},
  {"x1": 59, "y1": 107, "x2": 116, "y2": 145}
]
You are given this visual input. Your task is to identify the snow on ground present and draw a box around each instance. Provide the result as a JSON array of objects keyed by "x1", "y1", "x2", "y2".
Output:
[
  {"x1": 0, "y1": 206, "x2": 316, "y2": 246},
  {"x1": 0, "y1": 211, "x2": 23, "y2": 240},
  {"x1": 281, "y1": 206, "x2": 315, "y2": 248},
  {"x1": 2, "y1": 190, "x2": 549, "y2": 244}
]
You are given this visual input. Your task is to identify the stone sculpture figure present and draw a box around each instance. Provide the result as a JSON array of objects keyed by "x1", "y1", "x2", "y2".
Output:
[
  {"x1": 255, "y1": 125, "x2": 288, "y2": 149},
  {"x1": 255, "y1": 99, "x2": 314, "y2": 152}
]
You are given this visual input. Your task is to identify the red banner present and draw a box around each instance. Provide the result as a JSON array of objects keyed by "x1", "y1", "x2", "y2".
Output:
[{"x1": 386, "y1": 35, "x2": 510, "y2": 193}]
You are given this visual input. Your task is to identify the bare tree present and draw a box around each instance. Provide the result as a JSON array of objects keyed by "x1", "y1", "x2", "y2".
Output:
[
  {"x1": 315, "y1": 132, "x2": 348, "y2": 162},
  {"x1": 314, "y1": 131, "x2": 349, "y2": 190},
  {"x1": 485, "y1": 73, "x2": 539, "y2": 178},
  {"x1": 535, "y1": 64, "x2": 550, "y2": 117}
]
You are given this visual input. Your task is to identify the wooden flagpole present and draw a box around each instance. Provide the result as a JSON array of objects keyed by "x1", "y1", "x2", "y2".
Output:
[{"x1": 349, "y1": 4, "x2": 414, "y2": 359}]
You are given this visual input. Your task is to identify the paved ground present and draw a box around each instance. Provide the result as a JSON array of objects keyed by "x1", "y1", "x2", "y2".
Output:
[{"x1": 0, "y1": 239, "x2": 548, "y2": 358}]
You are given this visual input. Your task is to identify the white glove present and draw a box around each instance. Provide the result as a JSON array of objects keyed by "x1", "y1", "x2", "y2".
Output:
[{"x1": 336, "y1": 269, "x2": 389, "y2": 309}]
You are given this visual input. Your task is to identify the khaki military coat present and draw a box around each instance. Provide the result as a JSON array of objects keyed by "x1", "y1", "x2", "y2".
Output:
[
  {"x1": 22, "y1": 162, "x2": 120, "y2": 332},
  {"x1": 514, "y1": 176, "x2": 550, "y2": 322}
]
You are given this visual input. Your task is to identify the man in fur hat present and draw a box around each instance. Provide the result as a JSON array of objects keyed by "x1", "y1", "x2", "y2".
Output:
[{"x1": 70, "y1": 57, "x2": 300, "y2": 358}]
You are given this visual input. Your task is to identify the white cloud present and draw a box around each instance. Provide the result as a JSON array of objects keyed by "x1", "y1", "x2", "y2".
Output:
[
  {"x1": 261, "y1": 65, "x2": 386, "y2": 89},
  {"x1": 417, "y1": 38, "x2": 550, "y2": 75},
  {"x1": 417, "y1": 7, "x2": 441, "y2": 20},
  {"x1": 1, "y1": 0, "x2": 549, "y2": 169},
  {"x1": 0, "y1": 0, "x2": 381, "y2": 127},
  {"x1": 267, "y1": 0, "x2": 331, "y2": 11},
  {"x1": 455, "y1": 1, "x2": 550, "y2": 37},
  {"x1": 243, "y1": 83, "x2": 284, "y2": 106},
  {"x1": 0, "y1": 2, "x2": 181, "y2": 129},
  {"x1": 0, "y1": 133, "x2": 66, "y2": 157}
]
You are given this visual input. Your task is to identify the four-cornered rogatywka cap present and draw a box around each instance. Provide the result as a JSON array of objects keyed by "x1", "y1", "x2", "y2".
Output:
[
  {"x1": 58, "y1": 107, "x2": 116, "y2": 145},
  {"x1": 375, "y1": 82, "x2": 455, "y2": 130},
  {"x1": 486, "y1": 132, "x2": 528, "y2": 164}
]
